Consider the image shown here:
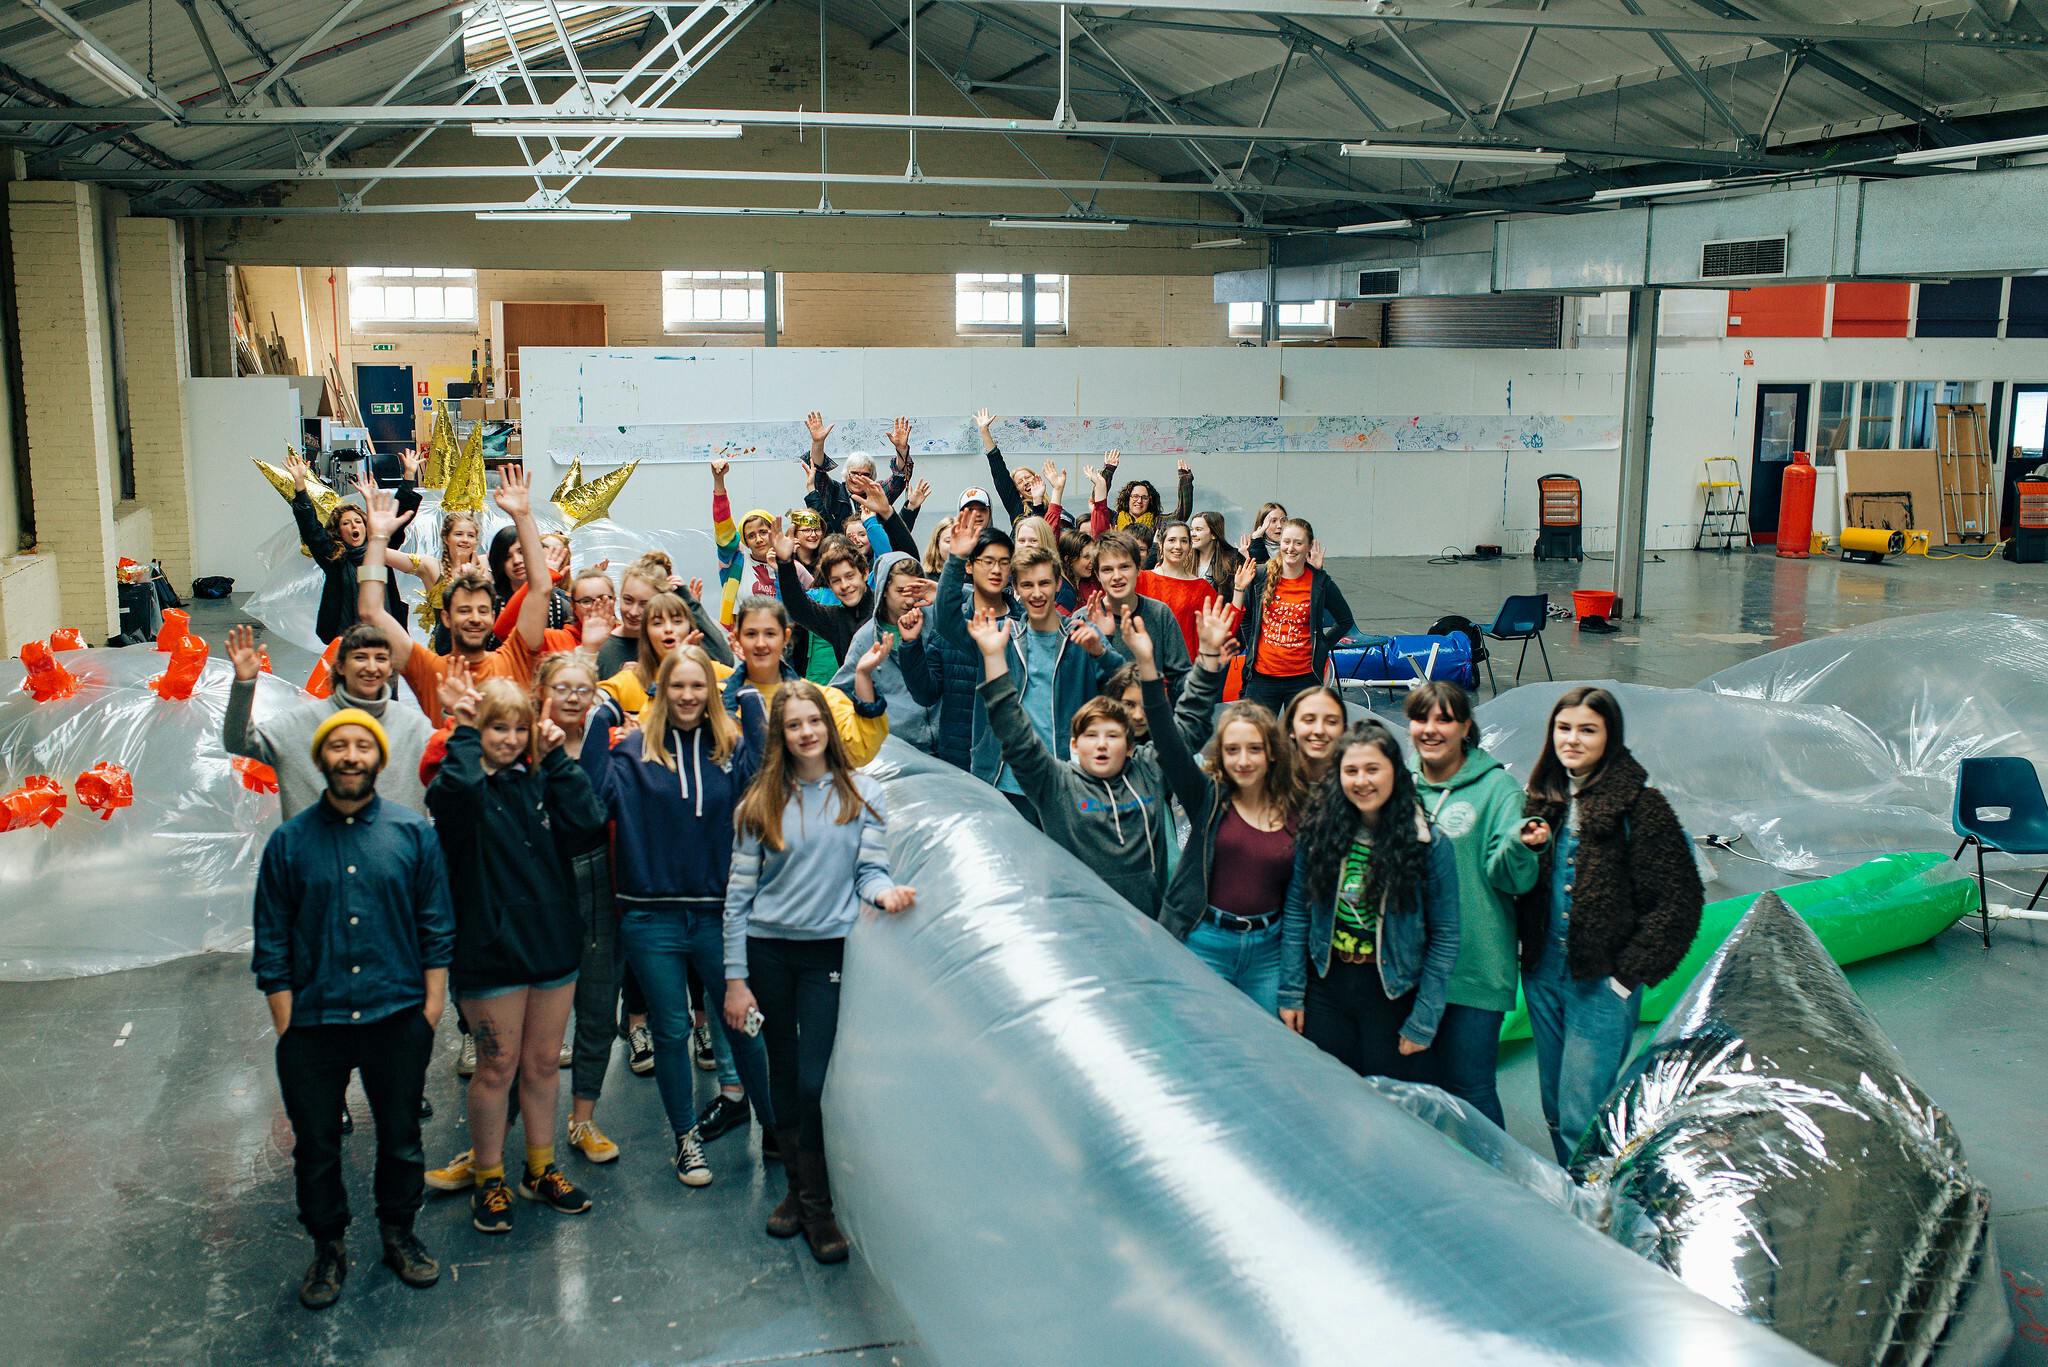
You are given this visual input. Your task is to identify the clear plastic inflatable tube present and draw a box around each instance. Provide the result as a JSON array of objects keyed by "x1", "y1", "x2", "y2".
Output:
[{"x1": 826, "y1": 743, "x2": 1822, "y2": 1367}]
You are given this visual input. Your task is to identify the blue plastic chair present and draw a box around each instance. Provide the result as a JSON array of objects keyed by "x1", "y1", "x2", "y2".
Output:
[
  {"x1": 1480, "y1": 593, "x2": 1552, "y2": 693},
  {"x1": 1950, "y1": 756, "x2": 2048, "y2": 948}
]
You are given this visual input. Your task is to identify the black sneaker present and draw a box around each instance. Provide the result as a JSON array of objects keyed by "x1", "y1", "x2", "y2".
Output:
[
  {"x1": 692, "y1": 1020, "x2": 716, "y2": 1071},
  {"x1": 696, "y1": 1092, "x2": 749, "y2": 1142},
  {"x1": 471, "y1": 1178, "x2": 514, "y2": 1235},
  {"x1": 628, "y1": 1023, "x2": 655, "y2": 1076},
  {"x1": 339, "y1": 1109, "x2": 353, "y2": 1137},
  {"x1": 673, "y1": 1129, "x2": 712, "y2": 1187},
  {"x1": 298, "y1": 1238, "x2": 346, "y2": 1310},
  {"x1": 417, "y1": 1096, "x2": 433, "y2": 1120},
  {"x1": 519, "y1": 1164, "x2": 593, "y2": 1214},
  {"x1": 379, "y1": 1223, "x2": 440, "y2": 1289}
]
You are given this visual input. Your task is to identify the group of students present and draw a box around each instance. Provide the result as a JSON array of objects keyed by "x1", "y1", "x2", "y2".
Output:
[{"x1": 241, "y1": 414, "x2": 1703, "y2": 1314}]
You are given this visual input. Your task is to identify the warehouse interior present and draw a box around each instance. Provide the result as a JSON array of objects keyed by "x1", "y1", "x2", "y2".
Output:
[{"x1": 2, "y1": 0, "x2": 2047, "y2": 1362}]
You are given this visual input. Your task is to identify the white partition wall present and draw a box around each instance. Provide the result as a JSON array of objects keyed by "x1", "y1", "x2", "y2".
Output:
[{"x1": 186, "y1": 377, "x2": 307, "y2": 584}]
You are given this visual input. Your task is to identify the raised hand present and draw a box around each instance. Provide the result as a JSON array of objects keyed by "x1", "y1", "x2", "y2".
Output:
[
  {"x1": 906, "y1": 479, "x2": 932, "y2": 511},
  {"x1": 874, "y1": 885, "x2": 917, "y2": 915},
  {"x1": 889, "y1": 416, "x2": 912, "y2": 455},
  {"x1": 902, "y1": 576, "x2": 937, "y2": 608},
  {"x1": 948, "y1": 516, "x2": 979, "y2": 561},
  {"x1": 364, "y1": 487, "x2": 402, "y2": 541},
  {"x1": 966, "y1": 607, "x2": 1009, "y2": 658},
  {"x1": 580, "y1": 612, "x2": 611, "y2": 651},
  {"x1": 805, "y1": 411, "x2": 834, "y2": 448},
  {"x1": 848, "y1": 471, "x2": 891, "y2": 516},
  {"x1": 1042, "y1": 459, "x2": 1068, "y2": 498},
  {"x1": 896, "y1": 606, "x2": 924, "y2": 642},
  {"x1": 1069, "y1": 616, "x2": 1106, "y2": 657},
  {"x1": 856, "y1": 631, "x2": 894, "y2": 677},
  {"x1": 350, "y1": 470, "x2": 377, "y2": 505},
  {"x1": 973, "y1": 407, "x2": 994, "y2": 434},
  {"x1": 1237, "y1": 529, "x2": 1255, "y2": 556},
  {"x1": 772, "y1": 526, "x2": 797, "y2": 563},
  {"x1": 1233, "y1": 555, "x2": 1260, "y2": 596},
  {"x1": 708, "y1": 456, "x2": 730, "y2": 484},
  {"x1": 545, "y1": 538, "x2": 571, "y2": 578},
  {"x1": 439, "y1": 658, "x2": 481, "y2": 724},
  {"x1": 399, "y1": 446, "x2": 423, "y2": 482},
  {"x1": 1176, "y1": 458, "x2": 1191, "y2": 476},
  {"x1": 1119, "y1": 605, "x2": 1154, "y2": 667},
  {"x1": 687, "y1": 575, "x2": 705, "y2": 603},
  {"x1": 285, "y1": 450, "x2": 311, "y2": 492},
  {"x1": 1085, "y1": 594, "x2": 1117, "y2": 637},
  {"x1": 493, "y1": 463, "x2": 532, "y2": 518},
  {"x1": 535, "y1": 701, "x2": 566, "y2": 757},
  {"x1": 1308, "y1": 538, "x2": 1326, "y2": 570},
  {"x1": 1195, "y1": 597, "x2": 1237, "y2": 658},
  {"x1": 1103, "y1": 448, "x2": 1121, "y2": 474},
  {"x1": 1083, "y1": 464, "x2": 1107, "y2": 501},
  {"x1": 226, "y1": 623, "x2": 262, "y2": 682},
  {"x1": 682, "y1": 627, "x2": 705, "y2": 649}
]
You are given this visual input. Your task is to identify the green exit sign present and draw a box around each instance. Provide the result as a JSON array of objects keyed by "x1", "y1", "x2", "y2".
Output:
[
  {"x1": 370, "y1": 343, "x2": 395, "y2": 351},
  {"x1": 368, "y1": 401, "x2": 406, "y2": 415}
]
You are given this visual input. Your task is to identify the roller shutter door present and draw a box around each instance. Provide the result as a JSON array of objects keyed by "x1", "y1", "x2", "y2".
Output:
[{"x1": 1384, "y1": 296, "x2": 1562, "y2": 348}]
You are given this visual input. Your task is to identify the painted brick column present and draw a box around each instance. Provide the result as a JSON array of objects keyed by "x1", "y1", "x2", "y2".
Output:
[
  {"x1": 7, "y1": 182, "x2": 120, "y2": 639},
  {"x1": 116, "y1": 216, "x2": 197, "y2": 588}
]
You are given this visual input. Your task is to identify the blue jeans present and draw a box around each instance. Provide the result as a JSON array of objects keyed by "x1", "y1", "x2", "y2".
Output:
[
  {"x1": 1523, "y1": 938, "x2": 1640, "y2": 1165},
  {"x1": 1184, "y1": 912, "x2": 1282, "y2": 1016},
  {"x1": 1426, "y1": 1004, "x2": 1506, "y2": 1129},
  {"x1": 619, "y1": 910, "x2": 775, "y2": 1140}
]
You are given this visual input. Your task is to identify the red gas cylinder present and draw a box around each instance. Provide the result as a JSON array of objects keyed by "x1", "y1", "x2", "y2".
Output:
[{"x1": 1775, "y1": 451, "x2": 1816, "y2": 559}]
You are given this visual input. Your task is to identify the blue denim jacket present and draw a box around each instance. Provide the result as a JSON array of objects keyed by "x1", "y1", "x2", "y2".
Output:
[{"x1": 1277, "y1": 814, "x2": 1462, "y2": 1046}]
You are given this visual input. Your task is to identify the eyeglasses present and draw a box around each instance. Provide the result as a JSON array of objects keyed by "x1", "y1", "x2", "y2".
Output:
[
  {"x1": 548, "y1": 684, "x2": 596, "y2": 700},
  {"x1": 571, "y1": 593, "x2": 614, "y2": 608},
  {"x1": 971, "y1": 556, "x2": 1012, "y2": 570}
]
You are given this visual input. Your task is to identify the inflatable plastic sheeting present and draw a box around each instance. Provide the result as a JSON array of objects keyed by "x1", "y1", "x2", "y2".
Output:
[
  {"x1": 0, "y1": 648, "x2": 290, "y2": 978},
  {"x1": 244, "y1": 492, "x2": 720, "y2": 655},
  {"x1": 1578, "y1": 893, "x2": 2012, "y2": 1367},
  {"x1": 826, "y1": 742, "x2": 1821, "y2": 1367},
  {"x1": 1473, "y1": 680, "x2": 1970, "y2": 892},
  {"x1": 1497, "y1": 851, "x2": 1976, "y2": 1041}
]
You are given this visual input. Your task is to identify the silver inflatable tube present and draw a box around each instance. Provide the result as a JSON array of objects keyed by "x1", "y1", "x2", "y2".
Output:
[{"x1": 825, "y1": 743, "x2": 1820, "y2": 1367}]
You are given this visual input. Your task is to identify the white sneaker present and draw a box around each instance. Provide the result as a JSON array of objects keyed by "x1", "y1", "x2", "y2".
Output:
[
  {"x1": 673, "y1": 1128, "x2": 713, "y2": 1187},
  {"x1": 456, "y1": 1033, "x2": 477, "y2": 1078},
  {"x1": 559, "y1": 1037, "x2": 573, "y2": 1068}
]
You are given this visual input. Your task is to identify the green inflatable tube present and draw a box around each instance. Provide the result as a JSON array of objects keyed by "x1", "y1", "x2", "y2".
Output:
[{"x1": 1499, "y1": 851, "x2": 1978, "y2": 1042}]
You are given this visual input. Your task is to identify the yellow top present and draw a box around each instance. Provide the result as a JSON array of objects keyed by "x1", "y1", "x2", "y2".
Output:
[{"x1": 711, "y1": 661, "x2": 890, "y2": 767}]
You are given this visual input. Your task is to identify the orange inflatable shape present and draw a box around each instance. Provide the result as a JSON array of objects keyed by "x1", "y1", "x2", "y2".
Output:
[
  {"x1": 75, "y1": 762, "x2": 134, "y2": 820},
  {"x1": 232, "y1": 756, "x2": 280, "y2": 794},
  {"x1": 49, "y1": 627, "x2": 84, "y2": 651},
  {"x1": 19, "y1": 640, "x2": 80, "y2": 702},
  {"x1": 157, "y1": 608, "x2": 191, "y2": 652},
  {"x1": 304, "y1": 637, "x2": 340, "y2": 698},
  {"x1": 149, "y1": 633, "x2": 210, "y2": 700},
  {"x1": 1, "y1": 775, "x2": 67, "y2": 831}
]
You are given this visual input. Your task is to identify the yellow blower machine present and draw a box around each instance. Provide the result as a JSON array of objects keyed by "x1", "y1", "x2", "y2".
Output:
[{"x1": 1839, "y1": 527, "x2": 1905, "y2": 564}]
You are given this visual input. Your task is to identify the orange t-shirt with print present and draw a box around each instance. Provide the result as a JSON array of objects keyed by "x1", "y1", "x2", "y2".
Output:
[
  {"x1": 398, "y1": 630, "x2": 542, "y2": 724},
  {"x1": 1255, "y1": 570, "x2": 1314, "y2": 677}
]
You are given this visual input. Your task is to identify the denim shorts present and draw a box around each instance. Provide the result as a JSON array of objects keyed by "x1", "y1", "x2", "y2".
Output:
[{"x1": 458, "y1": 969, "x2": 578, "y2": 1002}]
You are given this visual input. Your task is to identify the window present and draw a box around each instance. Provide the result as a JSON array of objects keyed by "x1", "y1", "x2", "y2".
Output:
[
  {"x1": 1228, "y1": 300, "x2": 1334, "y2": 338},
  {"x1": 463, "y1": 3, "x2": 651, "y2": 71},
  {"x1": 1815, "y1": 382, "x2": 1852, "y2": 466},
  {"x1": 347, "y1": 267, "x2": 476, "y2": 327},
  {"x1": 956, "y1": 274, "x2": 1068, "y2": 334},
  {"x1": 662, "y1": 270, "x2": 776, "y2": 332},
  {"x1": 1857, "y1": 381, "x2": 1898, "y2": 449}
]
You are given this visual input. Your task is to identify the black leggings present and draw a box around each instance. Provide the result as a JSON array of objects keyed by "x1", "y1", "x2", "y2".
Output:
[
  {"x1": 1303, "y1": 955, "x2": 1425, "y2": 1082},
  {"x1": 747, "y1": 935, "x2": 843, "y2": 1152},
  {"x1": 1244, "y1": 670, "x2": 1322, "y2": 714}
]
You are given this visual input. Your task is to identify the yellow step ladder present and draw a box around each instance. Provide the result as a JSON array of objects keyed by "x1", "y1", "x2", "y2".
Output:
[{"x1": 1696, "y1": 457, "x2": 1753, "y2": 552}]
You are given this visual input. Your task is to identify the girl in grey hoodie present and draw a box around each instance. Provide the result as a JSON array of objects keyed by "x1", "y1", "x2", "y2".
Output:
[{"x1": 832, "y1": 551, "x2": 939, "y2": 752}]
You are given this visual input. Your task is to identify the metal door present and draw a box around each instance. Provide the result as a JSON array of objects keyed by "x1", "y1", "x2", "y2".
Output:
[
  {"x1": 1748, "y1": 383, "x2": 1811, "y2": 539},
  {"x1": 353, "y1": 363, "x2": 415, "y2": 453}
]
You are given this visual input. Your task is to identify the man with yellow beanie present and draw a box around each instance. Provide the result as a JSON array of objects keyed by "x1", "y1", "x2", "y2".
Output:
[{"x1": 253, "y1": 708, "x2": 455, "y2": 1310}]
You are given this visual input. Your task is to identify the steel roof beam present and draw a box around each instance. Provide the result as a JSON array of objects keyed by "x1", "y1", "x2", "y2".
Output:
[
  {"x1": 244, "y1": 0, "x2": 370, "y2": 105},
  {"x1": 1613, "y1": 0, "x2": 1752, "y2": 146}
]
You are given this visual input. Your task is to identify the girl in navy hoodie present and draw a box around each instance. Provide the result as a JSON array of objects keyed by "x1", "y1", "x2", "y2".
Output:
[{"x1": 602, "y1": 645, "x2": 769, "y2": 1191}]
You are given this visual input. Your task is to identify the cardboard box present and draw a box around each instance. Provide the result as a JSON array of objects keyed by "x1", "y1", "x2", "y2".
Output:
[
  {"x1": 459, "y1": 397, "x2": 486, "y2": 421},
  {"x1": 485, "y1": 399, "x2": 509, "y2": 421},
  {"x1": 506, "y1": 398, "x2": 521, "y2": 421},
  {"x1": 505, "y1": 434, "x2": 522, "y2": 456}
]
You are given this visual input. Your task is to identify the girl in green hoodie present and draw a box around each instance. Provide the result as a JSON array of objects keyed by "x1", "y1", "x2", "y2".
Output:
[{"x1": 1405, "y1": 681, "x2": 1544, "y2": 1128}]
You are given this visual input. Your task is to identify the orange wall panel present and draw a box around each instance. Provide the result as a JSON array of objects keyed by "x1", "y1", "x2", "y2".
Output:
[
  {"x1": 1830, "y1": 282, "x2": 1911, "y2": 337},
  {"x1": 1725, "y1": 285, "x2": 1826, "y2": 337}
]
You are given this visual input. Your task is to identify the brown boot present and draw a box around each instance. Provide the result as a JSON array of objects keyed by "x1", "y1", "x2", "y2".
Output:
[
  {"x1": 795, "y1": 1144, "x2": 849, "y2": 1264},
  {"x1": 765, "y1": 1128, "x2": 804, "y2": 1239}
]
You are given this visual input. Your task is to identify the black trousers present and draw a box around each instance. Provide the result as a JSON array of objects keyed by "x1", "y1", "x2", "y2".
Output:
[
  {"x1": 275, "y1": 1007, "x2": 435, "y2": 1241},
  {"x1": 1303, "y1": 955, "x2": 1424, "y2": 1083},
  {"x1": 1243, "y1": 670, "x2": 1322, "y2": 714},
  {"x1": 747, "y1": 936, "x2": 843, "y2": 1152}
]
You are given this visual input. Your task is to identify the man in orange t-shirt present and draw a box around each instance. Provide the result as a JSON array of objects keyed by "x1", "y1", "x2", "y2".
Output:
[{"x1": 356, "y1": 467, "x2": 551, "y2": 724}]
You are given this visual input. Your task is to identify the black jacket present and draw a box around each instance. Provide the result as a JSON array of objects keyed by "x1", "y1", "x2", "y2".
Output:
[
  {"x1": 776, "y1": 511, "x2": 919, "y2": 665},
  {"x1": 1236, "y1": 565, "x2": 1356, "y2": 682},
  {"x1": 295, "y1": 482, "x2": 421, "y2": 643},
  {"x1": 1514, "y1": 747, "x2": 1704, "y2": 987},
  {"x1": 426, "y1": 725, "x2": 608, "y2": 992}
]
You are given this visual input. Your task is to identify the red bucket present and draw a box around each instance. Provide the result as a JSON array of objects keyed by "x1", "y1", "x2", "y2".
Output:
[{"x1": 1571, "y1": 589, "x2": 1618, "y2": 620}]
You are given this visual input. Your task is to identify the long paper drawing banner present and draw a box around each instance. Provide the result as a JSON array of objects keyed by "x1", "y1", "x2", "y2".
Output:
[{"x1": 544, "y1": 413, "x2": 1622, "y2": 467}]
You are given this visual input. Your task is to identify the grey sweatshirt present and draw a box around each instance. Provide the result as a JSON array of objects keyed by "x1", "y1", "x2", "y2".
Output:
[
  {"x1": 223, "y1": 676, "x2": 434, "y2": 818},
  {"x1": 724, "y1": 771, "x2": 895, "y2": 977},
  {"x1": 977, "y1": 671, "x2": 1175, "y2": 915}
]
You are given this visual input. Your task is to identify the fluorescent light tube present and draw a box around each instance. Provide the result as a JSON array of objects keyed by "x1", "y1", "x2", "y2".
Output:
[
  {"x1": 471, "y1": 121, "x2": 743, "y2": 139},
  {"x1": 1334, "y1": 218, "x2": 1414, "y2": 234},
  {"x1": 1190, "y1": 237, "x2": 1247, "y2": 249},
  {"x1": 1894, "y1": 132, "x2": 2048, "y2": 166},
  {"x1": 1589, "y1": 179, "x2": 1718, "y2": 202},
  {"x1": 1340, "y1": 141, "x2": 1566, "y2": 166},
  {"x1": 988, "y1": 218, "x2": 1130, "y2": 232},
  {"x1": 66, "y1": 40, "x2": 152, "y2": 102},
  {"x1": 476, "y1": 209, "x2": 633, "y2": 221}
]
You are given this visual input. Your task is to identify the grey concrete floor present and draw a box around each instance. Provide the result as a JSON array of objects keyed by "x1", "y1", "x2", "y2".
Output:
[{"x1": 4, "y1": 549, "x2": 2046, "y2": 1364}]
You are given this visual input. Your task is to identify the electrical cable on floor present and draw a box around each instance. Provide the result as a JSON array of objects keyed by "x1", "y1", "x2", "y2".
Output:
[
  {"x1": 1924, "y1": 540, "x2": 2009, "y2": 561},
  {"x1": 1428, "y1": 546, "x2": 1522, "y2": 566},
  {"x1": 1585, "y1": 552, "x2": 1667, "y2": 564}
]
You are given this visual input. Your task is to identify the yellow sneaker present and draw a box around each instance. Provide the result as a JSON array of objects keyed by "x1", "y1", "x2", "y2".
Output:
[
  {"x1": 425, "y1": 1148, "x2": 475, "y2": 1192},
  {"x1": 567, "y1": 1120, "x2": 619, "y2": 1164}
]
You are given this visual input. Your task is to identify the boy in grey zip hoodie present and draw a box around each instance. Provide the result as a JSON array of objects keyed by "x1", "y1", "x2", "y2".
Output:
[
  {"x1": 968, "y1": 608, "x2": 1175, "y2": 915},
  {"x1": 221, "y1": 623, "x2": 433, "y2": 818}
]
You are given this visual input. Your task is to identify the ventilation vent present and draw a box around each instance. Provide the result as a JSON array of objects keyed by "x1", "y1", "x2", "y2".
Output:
[
  {"x1": 1700, "y1": 236, "x2": 1788, "y2": 280},
  {"x1": 1356, "y1": 269, "x2": 1401, "y2": 298}
]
